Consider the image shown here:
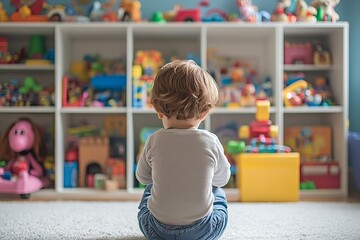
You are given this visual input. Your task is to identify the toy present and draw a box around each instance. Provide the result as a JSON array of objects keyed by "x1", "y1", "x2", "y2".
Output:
[
  {"x1": 313, "y1": 43, "x2": 331, "y2": 65},
  {"x1": 88, "y1": 0, "x2": 118, "y2": 22},
  {"x1": 0, "y1": 118, "x2": 46, "y2": 199},
  {"x1": 310, "y1": 0, "x2": 340, "y2": 22},
  {"x1": 284, "y1": 126, "x2": 331, "y2": 161},
  {"x1": 0, "y1": 37, "x2": 8, "y2": 64},
  {"x1": 132, "y1": 50, "x2": 164, "y2": 108},
  {"x1": 283, "y1": 79, "x2": 308, "y2": 107},
  {"x1": 300, "y1": 162, "x2": 340, "y2": 189},
  {"x1": 175, "y1": 0, "x2": 209, "y2": 22},
  {"x1": 0, "y1": 3, "x2": 9, "y2": 22},
  {"x1": 294, "y1": 0, "x2": 317, "y2": 22},
  {"x1": 238, "y1": 0, "x2": 257, "y2": 22},
  {"x1": 46, "y1": 4, "x2": 90, "y2": 22},
  {"x1": 120, "y1": 0, "x2": 142, "y2": 22},
  {"x1": 10, "y1": 0, "x2": 48, "y2": 22},
  {"x1": 78, "y1": 137, "x2": 109, "y2": 187},
  {"x1": 284, "y1": 42, "x2": 314, "y2": 65},
  {"x1": 271, "y1": 0, "x2": 297, "y2": 22}
]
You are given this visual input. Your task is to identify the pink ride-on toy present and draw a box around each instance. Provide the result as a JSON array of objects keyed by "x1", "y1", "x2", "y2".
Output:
[
  {"x1": 0, "y1": 118, "x2": 45, "y2": 199},
  {"x1": 0, "y1": 168, "x2": 43, "y2": 199}
]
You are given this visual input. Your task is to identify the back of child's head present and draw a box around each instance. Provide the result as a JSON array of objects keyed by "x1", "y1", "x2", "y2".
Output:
[{"x1": 150, "y1": 60, "x2": 219, "y2": 120}]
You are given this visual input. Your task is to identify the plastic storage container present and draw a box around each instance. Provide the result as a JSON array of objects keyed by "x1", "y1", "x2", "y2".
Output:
[
  {"x1": 236, "y1": 153, "x2": 300, "y2": 202},
  {"x1": 348, "y1": 132, "x2": 360, "y2": 191}
]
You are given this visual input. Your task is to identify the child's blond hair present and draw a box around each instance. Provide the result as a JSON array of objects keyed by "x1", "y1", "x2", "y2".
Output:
[{"x1": 150, "y1": 60, "x2": 219, "y2": 120}]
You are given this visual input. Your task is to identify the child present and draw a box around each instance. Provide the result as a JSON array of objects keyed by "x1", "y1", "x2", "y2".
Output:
[{"x1": 136, "y1": 60, "x2": 231, "y2": 240}]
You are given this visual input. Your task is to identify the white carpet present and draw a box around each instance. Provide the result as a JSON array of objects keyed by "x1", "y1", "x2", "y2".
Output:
[{"x1": 0, "y1": 201, "x2": 359, "y2": 240}]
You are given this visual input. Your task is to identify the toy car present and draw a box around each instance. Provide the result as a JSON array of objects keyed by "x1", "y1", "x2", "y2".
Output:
[{"x1": 0, "y1": 168, "x2": 43, "y2": 199}]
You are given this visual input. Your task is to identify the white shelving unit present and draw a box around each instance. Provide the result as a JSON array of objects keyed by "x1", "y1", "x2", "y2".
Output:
[{"x1": 0, "y1": 22, "x2": 348, "y2": 200}]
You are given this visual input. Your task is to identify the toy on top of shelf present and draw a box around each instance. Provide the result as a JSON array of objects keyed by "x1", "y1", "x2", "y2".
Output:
[
  {"x1": 88, "y1": 0, "x2": 118, "y2": 22},
  {"x1": 45, "y1": 3, "x2": 90, "y2": 22},
  {"x1": 237, "y1": 0, "x2": 270, "y2": 22},
  {"x1": 0, "y1": 3, "x2": 9, "y2": 22},
  {"x1": 10, "y1": 0, "x2": 49, "y2": 22},
  {"x1": 0, "y1": 118, "x2": 48, "y2": 199},
  {"x1": 294, "y1": 0, "x2": 317, "y2": 22},
  {"x1": 119, "y1": 0, "x2": 142, "y2": 22},
  {"x1": 271, "y1": 0, "x2": 297, "y2": 22},
  {"x1": 175, "y1": 0, "x2": 209, "y2": 22},
  {"x1": 202, "y1": 8, "x2": 228, "y2": 22},
  {"x1": 237, "y1": 0, "x2": 258, "y2": 22},
  {"x1": 150, "y1": 11, "x2": 166, "y2": 23},
  {"x1": 310, "y1": 0, "x2": 340, "y2": 22}
]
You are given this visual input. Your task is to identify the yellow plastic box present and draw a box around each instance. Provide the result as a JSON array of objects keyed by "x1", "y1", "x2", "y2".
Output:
[{"x1": 236, "y1": 153, "x2": 300, "y2": 202}]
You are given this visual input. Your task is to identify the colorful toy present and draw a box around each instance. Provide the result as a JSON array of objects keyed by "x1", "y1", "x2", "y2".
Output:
[
  {"x1": 284, "y1": 126, "x2": 332, "y2": 161},
  {"x1": 0, "y1": 3, "x2": 9, "y2": 22},
  {"x1": 310, "y1": 0, "x2": 340, "y2": 22},
  {"x1": 10, "y1": 0, "x2": 48, "y2": 22},
  {"x1": 283, "y1": 79, "x2": 308, "y2": 107},
  {"x1": 0, "y1": 118, "x2": 46, "y2": 199},
  {"x1": 271, "y1": 0, "x2": 297, "y2": 22},
  {"x1": 238, "y1": 0, "x2": 257, "y2": 22},
  {"x1": 132, "y1": 50, "x2": 164, "y2": 108}
]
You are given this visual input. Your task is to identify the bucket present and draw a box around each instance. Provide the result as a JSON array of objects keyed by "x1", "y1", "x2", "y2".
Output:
[{"x1": 348, "y1": 132, "x2": 360, "y2": 191}]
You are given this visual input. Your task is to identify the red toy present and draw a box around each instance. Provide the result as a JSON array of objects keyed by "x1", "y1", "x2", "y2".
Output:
[
  {"x1": 0, "y1": 118, "x2": 47, "y2": 199},
  {"x1": 284, "y1": 42, "x2": 314, "y2": 65},
  {"x1": 300, "y1": 162, "x2": 340, "y2": 189},
  {"x1": 175, "y1": 0, "x2": 209, "y2": 22}
]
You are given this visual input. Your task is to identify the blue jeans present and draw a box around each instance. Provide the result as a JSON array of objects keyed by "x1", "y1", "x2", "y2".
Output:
[{"x1": 137, "y1": 184, "x2": 228, "y2": 240}]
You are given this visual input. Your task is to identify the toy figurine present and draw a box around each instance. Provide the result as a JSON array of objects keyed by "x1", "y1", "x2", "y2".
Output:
[
  {"x1": 310, "y1": 0, "x2": 340, "y2": 22},
  {"x1": 0, "y1": 118, "x2": 48, "y2": 198}
]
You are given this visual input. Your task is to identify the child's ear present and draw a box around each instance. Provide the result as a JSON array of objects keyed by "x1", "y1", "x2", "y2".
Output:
[
  {"x1": 199, "y1": 111, "x2": 209, "y2": 121},
  {"x1": 157, "y1": 112, "x2": 165, "y2": 119}
]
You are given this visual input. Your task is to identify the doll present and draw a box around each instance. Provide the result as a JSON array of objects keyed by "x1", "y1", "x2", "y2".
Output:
[{"x1": 0, "y1": 118, "x2": 45, "y2": 178}]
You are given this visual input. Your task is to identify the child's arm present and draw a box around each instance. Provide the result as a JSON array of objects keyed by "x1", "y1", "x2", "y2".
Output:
[
  {"x1": 213, "y1": 138, "x2": 231, "y2": 187},
  {"x1": 135, "y1": 138, "x2": 153, "y2": 185}
]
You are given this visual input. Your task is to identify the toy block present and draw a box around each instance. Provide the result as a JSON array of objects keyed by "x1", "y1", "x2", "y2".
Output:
[{"x1": 78, "y1": 137, "x2": 109, "y2": 187}]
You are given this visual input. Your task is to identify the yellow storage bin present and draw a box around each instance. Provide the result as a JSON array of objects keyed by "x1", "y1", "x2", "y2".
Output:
[{"x1": 236, "y1": 153, "x2": 300, "y2": 202}]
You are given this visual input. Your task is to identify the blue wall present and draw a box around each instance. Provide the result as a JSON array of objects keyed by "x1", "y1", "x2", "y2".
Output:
[{"x1": 3, "y1": 0, "x2": 359, "y2": 131}]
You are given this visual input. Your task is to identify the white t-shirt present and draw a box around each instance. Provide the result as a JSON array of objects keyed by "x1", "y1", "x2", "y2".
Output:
[{"x1": 136, "y1": 128, "x2": 231, "y2": 226}]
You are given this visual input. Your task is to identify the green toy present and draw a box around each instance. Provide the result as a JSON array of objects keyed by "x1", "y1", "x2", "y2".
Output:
[
  {"x1": 19, "y1": 76, "x2": 42, "y2": 94},
  {"x1": 227, "y1": 140, "x2": 245, "y2": 155}
]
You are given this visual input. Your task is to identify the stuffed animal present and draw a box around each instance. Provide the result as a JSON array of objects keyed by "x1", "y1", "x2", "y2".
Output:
[
  {"x1": 310, "y1": 0, "x2": 340, "y2": 22},
  {"x1": 0, "y1": 118, "x2": 46, "y2": 178}
]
